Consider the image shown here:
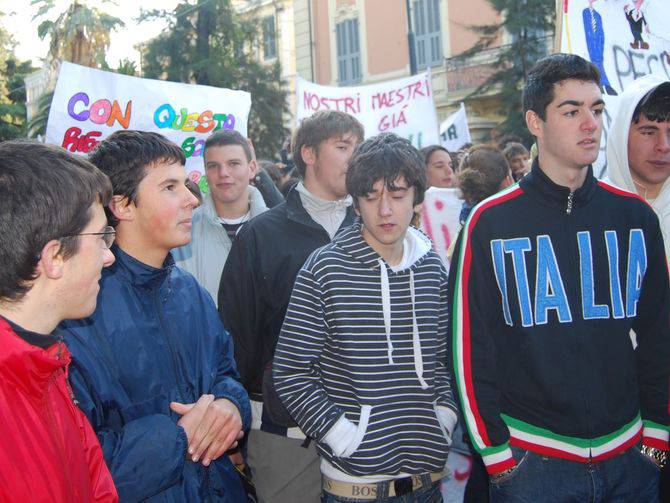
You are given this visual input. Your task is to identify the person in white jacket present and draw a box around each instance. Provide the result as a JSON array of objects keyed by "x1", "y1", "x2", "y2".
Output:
[
  {"x1": 606, "y1": 74, "x2": 670, "y2": 258},
  {"x1": 174, "y1": 130, "x2": 268, "y2": 305}
]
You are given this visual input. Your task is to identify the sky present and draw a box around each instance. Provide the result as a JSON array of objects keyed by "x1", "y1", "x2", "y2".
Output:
[{"x1": 0, "y1": 0, "x2": 181, "y2": 67}]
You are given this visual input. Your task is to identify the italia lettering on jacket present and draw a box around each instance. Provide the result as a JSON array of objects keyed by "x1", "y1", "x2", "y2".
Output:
[{"x1": 491, "y1": 229, "x2": 647, "y2": 326}]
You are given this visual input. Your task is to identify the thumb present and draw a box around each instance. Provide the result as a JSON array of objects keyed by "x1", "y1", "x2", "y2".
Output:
[{"x1": 170, "y1": 401, "x2": 195, "y2": 415}]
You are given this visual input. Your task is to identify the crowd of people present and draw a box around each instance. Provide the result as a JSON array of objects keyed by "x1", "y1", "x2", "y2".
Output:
[{"x1": 0, "y1": 52, "x2": 669, "y2": 503}]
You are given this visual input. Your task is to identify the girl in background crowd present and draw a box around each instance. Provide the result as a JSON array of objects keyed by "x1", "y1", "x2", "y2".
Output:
[
  {"x1": 458, "y1": 145, "x2": 514, "y2": 224},
  {"x1": 422, "y1": 145, "x2": 455, "y2": 188}
]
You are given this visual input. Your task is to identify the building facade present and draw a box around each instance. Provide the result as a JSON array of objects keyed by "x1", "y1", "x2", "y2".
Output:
[{"x1": 236, "y1": 0, "x2": 510, "y2": 140}]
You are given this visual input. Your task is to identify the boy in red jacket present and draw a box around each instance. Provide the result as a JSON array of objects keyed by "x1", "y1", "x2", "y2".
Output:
[{"x1": 0, "y1": 140, "x2": 117, "y2": 502}]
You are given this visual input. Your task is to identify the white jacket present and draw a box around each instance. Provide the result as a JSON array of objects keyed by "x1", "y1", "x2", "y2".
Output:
[
  {"x1": 606, "y1": 74, "x2": 670, "y2": 260},
  {"x1": 173, "y1": 185, "x2": 268, "y2": 305}
]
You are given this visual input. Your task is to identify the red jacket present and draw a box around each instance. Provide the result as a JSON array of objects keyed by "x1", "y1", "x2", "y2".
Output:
[{"x1": 0, "y1": 318, "x2": 117, "y2": 502}]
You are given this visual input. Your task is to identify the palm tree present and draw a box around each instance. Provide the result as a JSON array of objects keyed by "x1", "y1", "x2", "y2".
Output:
[
  {"x1": 28, "y1": 1, "x2": 123, "y2": 137},
  {"x1": 32, "y1": 0, "x2": 124, "y2": 68}
]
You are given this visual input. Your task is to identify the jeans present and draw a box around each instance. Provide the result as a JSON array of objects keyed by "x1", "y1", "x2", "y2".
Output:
[
  {"x1": 321, "y1": 478, "x2": 442, "y2": 503},
  {"x1": 489, "y1": 445, "x2": 660, "y2": 503}
]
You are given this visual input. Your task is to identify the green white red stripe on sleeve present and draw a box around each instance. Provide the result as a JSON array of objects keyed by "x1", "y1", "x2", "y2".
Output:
[
  {"x1": 452, "y1": 184, "x2": 523, "y2": 456},
  {"x1": 642, "y1": 420, "x2": 670, "y2": 450}
]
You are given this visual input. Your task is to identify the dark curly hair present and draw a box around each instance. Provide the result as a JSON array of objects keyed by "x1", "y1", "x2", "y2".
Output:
[{"x1": 346, "y1": 133, "x2": 426, "y2": 207}]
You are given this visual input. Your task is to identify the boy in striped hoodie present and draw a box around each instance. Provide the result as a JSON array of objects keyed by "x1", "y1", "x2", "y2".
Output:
[{"x1": 274, "y1": 133, "x2": 457, "y2": 502}]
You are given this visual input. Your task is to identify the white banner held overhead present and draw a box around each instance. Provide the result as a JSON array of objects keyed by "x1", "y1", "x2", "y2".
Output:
[
  {"x1": 439, "y1": 103, "x2": 472, "y2": 152},
  {"x1": 45, "y1": 62, "x2": 252, "y2": 191},
  {"x1": 296, "y1": 72, "x2": 439, "y2": 149}
]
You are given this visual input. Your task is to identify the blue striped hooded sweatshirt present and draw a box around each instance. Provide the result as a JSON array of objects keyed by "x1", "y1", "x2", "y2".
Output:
[{"x1": 273, "y1": 222, "x2": 457, "y2": 481}]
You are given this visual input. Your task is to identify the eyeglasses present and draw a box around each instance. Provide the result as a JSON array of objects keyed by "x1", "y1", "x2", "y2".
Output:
[{"x1": 61, "y1": 226, "x2": 116, "y2": 249}]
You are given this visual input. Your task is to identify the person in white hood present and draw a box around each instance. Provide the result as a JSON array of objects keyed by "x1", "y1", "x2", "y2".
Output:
[{"x1": 606, "y1": 74, "x2": 670, "y2": 258}]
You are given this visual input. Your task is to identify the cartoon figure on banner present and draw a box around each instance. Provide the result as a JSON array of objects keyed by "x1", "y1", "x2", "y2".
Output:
[
  {"x1": 624, "y1": 1, "x2": 650, "y2": 50},
  {"x1": 582, "y1": 0, "x2": 618, "y2": 96}
]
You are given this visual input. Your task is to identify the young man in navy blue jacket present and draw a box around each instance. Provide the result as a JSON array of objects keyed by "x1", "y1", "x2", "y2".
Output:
[
  {"x1": 449, "y1": 53, "x2": 670, "y2": 501},
  {"x1": 59, "y1": 131, "x2": 251, "y2": 502}
]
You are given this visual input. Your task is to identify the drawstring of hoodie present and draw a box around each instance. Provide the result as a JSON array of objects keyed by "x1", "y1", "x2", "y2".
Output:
[
  {"x1": 378, "y1": 259, "x2": 428, "y2": 389},
  {"x1": 379, "y1": 259, "x2": 395, "y2": 364},
  {"x1": 409, "y1": 269, "x2": 428, "y2": 389}
]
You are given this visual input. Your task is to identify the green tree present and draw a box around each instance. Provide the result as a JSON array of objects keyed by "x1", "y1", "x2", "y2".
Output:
[
  {"x1": 0, "y1": 18, "x2": 34, "y2": 140},
  {"x1": 27, "y1": 1, "x2": 123, "y2": 137},
  {"x1": 460, "y1": 0, "x2": 555, "y2": 145},
  {"x1": 0, "y1": 57, "x2": 36, "y2": 140},
  {"x1": 32, "y1": 0, "x2": 123, "y2": 68},
  {"x1": 140, "y1": 0, "x2": 288, "y2": 159}
]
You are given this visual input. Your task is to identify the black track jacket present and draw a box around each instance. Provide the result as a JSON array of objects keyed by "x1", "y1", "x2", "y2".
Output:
[
  {"x1": 448, "y1": 161, "x2": 670, "y2": 474},
  {"x1": 218, "y1": 188, "x2": 355, "y2": 399}
]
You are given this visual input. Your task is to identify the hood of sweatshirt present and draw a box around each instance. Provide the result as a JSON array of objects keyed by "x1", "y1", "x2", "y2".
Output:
[
  {"x1": 334, "y1": 222, "x2": 434, "y2": 389},
  {"x1": 606, "y1": 75, "x2": 670, "y2": 255}
]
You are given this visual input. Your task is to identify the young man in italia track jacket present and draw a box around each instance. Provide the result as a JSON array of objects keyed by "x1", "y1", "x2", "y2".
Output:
[{"x1": 449, "y1": 53, "x2": 670, "y2": 502}]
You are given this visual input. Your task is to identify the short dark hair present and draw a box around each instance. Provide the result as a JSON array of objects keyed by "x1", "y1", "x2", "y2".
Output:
[
  {"x1": 204, "y1": 129, "x2": 253, "y2": 162},
  {"x1": 458, "y1": 145, "x2": 510, "y2": 206},
  {"x1": 502, "y1": 142, "x2": 529, "y2": 161},
  {"x1": 523, "y1": 53, "x2": 601, "y2": 120},
  {"x1": 420, "y1": 145, "x2": 450, "y2": 164},
  {"x1": 88, "y1": 130, "x2": 185, "y2": 225},
  {"x1": 346, "y1": 132, "x2": 426, "y2": 207},
  {"x1": 0, "y1": 140, "x2": 112, "y2": 302},
  {"x1": 632, "y1": 82, "x2": 670, "y2": 124},
  {"x1": 292, "y1": 110, "x2": 364, "y2": 177}
]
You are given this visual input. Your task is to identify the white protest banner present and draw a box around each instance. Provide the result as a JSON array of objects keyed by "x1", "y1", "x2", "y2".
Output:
[
  {"x1": 560, "y1": 0, "x2": 670, "y2": 176},
  {"x1": 296, "y1": 72, "x2": 439, "y2": 148},
  {"x1": 439, "y1": 103, "x2": 472, "y2": 152},
  {"x1": 420, "y1": 187, "x2": 462, "y2": 271},
  {"x1": 45, "y1": 62, "x2": 251, "y2": 191}
]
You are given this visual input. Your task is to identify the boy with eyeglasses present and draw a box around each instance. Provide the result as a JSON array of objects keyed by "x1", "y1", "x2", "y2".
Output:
[{"x1": 0, "y1": 140, "x2": 117, "y2": 502}]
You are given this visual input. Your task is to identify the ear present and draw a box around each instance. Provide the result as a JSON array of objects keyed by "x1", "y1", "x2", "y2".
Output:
[
  {"x1": 301, "y1": 145, "x2": 316, "y2": 168},
  {"x1": 108, "y1": 195, "x2": 134, "y2": 223},
  {"x1": 353, "y1": 199, "x2": 361, "y2": 216},
  {"x1": 525, "y1": 110, "x2": 543, "y2": 139},
  {"x1": 413, "y1": 202, "x2": 425, "y2": 216},
  {"x1": 38, "y1": 239, "x2": 66, "y2": 280},
  {"x1": 249, "y1": 158, "x2": 258, "y2": 180}
]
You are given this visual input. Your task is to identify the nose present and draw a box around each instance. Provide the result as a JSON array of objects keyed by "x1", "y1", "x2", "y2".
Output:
[
  {"x1": 378, "y1": 196, "x2": 393, "y2": 217},
  {"x1": 582, "y1": 110, "x2": 599, "y2": 133},
  {"x1": 656, "y1": 133, "x2": 670, "y2": 153},
  {"x1": 102, "y1": 248, "x2": 115, "y2": 267},
  {"x1": 184, "y1": 184, "x2": 199, "y2": 208},
  {"x1": 217, "y1": 164, "x2": 230, "y2": 178}
]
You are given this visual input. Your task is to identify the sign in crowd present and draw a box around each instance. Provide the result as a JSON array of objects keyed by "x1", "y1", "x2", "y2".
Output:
[{"x1": 45, "y1": 62, "x2": 252, "y2": 192}]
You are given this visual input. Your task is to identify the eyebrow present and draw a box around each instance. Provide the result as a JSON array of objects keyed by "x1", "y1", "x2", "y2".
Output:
[
  {"x1": 557, "y1": 99, "x2": 605, "y2": 108},
  {"x1": 637, "y1": 124, "x2": 659, "y2": 130},
  {"x1": 557, "y1": 100, "x2": 583, "y2": 108}
]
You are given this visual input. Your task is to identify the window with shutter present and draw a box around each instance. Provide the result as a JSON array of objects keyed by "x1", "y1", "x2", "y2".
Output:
[
  {"x1": 413, "y1": 0, "x2": 443, "y2": 70},
  {"x1": 263, "y1": 16, "x2": 277, "y2": 60},
  {"x1": 336, "y1": 19, "x2": 362, "y2": 86}
]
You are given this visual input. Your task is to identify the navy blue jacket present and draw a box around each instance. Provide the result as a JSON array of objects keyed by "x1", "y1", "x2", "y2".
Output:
[
  {"x1": 449, "y1": 162, "x2": 670, "y2": 474},
  {"x1": 60, "y1": 246, "x2": 251, "y2": 502}
]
